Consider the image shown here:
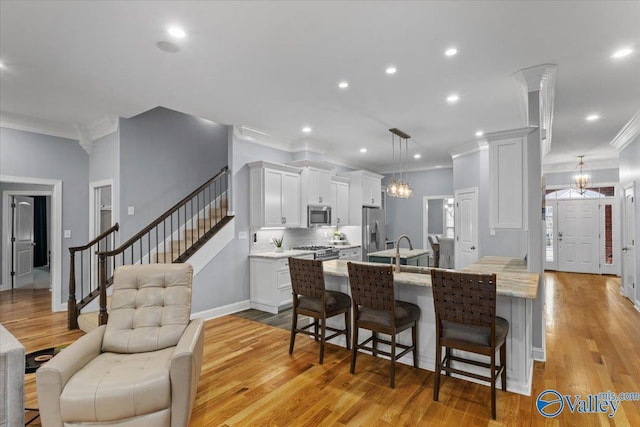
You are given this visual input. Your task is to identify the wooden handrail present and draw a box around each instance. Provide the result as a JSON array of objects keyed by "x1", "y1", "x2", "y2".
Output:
[
  {"x1": 68, "y1": 222, "x2": 119, "y2": 329},
  {"x1": 99, "y1": 167, "x2": 228, "y2": 257},
  {"x1": 69, "y1": 223, "x2": 120, "y2": 254}
]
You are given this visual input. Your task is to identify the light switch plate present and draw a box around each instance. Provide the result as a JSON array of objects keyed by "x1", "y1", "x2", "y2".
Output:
[
  {"x1": 128, "y1": 206, "x2": 135, "y2": 215},
  {"x1": 64, "y1": 230, "x2": 71, "y2": 239},
  {"x1": 238, "y1": 231, "x2": 248, "y2": 240}
]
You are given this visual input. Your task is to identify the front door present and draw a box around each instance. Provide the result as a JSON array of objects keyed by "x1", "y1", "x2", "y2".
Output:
[
  {"x1": 13, "y1": 196, "x2": 35, "y2": 287},
  {"x1": 455, "y1": 188, "x2": 478, "y2": 269},
  {"x1": 558, "y1": 200, "x2": 599, "y2": 274},
  {"x1": 622, "y1": 185, "x2": 636, "y2": 301}
]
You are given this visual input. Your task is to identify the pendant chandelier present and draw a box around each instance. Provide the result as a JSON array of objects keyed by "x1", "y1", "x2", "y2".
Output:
[
  {"x1": 386, "y1": 128, "x2": 413, "y2": 198},
  {"x1": 571, "y1": 155, "x2": 590, "y2": 195}
]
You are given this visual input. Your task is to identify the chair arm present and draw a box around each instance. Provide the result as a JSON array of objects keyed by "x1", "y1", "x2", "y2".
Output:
[
  {"x1": 36, "y1": 325, "x2": 106, "y2": 427},
  {"x1": 170, "y1": 318, "x2": 205, "y2": 427}
]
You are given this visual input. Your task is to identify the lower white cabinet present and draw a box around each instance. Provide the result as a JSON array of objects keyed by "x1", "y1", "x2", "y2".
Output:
[
  {"x1": 338, "y1": 247, "x2": 361, "y2": 261},
  {"x1": 250, "y1": 253, "x2": 314, "y2": 313}
]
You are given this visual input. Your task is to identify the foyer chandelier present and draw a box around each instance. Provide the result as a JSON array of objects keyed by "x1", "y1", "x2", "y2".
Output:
[
  {"x1": 571, "y1": 155, "x2": 590, "y2": 195},
  {"x1": 386, "y1": 128, "x2": 413, "y2": 198}
]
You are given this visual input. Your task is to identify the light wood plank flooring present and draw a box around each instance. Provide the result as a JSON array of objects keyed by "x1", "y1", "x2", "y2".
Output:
[{"x1": 1, "y1": 272, "x2": 639, "y2": 426}]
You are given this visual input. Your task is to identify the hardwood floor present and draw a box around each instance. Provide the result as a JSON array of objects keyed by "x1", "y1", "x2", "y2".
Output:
[{"x1": 2, "y1": 272, "x2": 639, "y2": 426}]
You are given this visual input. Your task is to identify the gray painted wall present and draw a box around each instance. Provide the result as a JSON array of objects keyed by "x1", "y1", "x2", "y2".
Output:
[
  {"x1": 0, "y1": 183, "x2": 52, "y2": 283},
  {"x1": 191, "y1": 132, "x2": 294, "y2": 312},
  {"x1": 453, "y1": 149, "x2": 527, "y2": 259},
  {"x1": 90, "y1": 130, "x2": 120, "y2": 183},
  {"x1": 0, "y1": 127, "x2": 89, "y2": 303},
  {"x1": 427, "y1": 198, "x2": 445, "y2": 235},
  {"x1": 383, "y1": 168, "x2": 454, "y2": 249},
  {"x1": 619, "y1": 134, "x2": 640, "y2": 305},
  {"x1": 118, "y1": 107, "x2": 229, "y2": 241},
  {"x1": 545, "y1": 168, "x2": 619, "y2": 186}
]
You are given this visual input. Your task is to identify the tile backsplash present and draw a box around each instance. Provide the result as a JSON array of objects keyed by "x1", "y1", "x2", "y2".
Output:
[{"x1": 250, "y1": 226, "x2": 359, "y2": 253}]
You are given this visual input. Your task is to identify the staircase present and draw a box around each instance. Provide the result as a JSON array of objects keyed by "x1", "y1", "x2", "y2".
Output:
[{"x1": 69, "y1": 167, "x2": 232, "y2": 332}]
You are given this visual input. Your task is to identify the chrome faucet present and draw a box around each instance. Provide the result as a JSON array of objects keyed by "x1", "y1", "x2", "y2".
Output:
[{"x1": 395, "y1": 234, "x2": 414, "y2": 273}]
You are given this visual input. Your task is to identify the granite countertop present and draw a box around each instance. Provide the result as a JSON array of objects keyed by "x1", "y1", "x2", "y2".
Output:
[
  {"x1": 332, "y1": 244, "x2": 361, "y2": 249},
  {"x1": 249, "y1": 249, "x2": 315, "y2": 259},
  {"x1": 367, "y1": 248, "x2": 431, "y2": 258},
  {"x1": 322, "y1": 257, "x2": 539, "y2": 299}
]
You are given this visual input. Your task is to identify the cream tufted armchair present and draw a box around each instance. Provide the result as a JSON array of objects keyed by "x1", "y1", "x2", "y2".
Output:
[{"x1": 36, "y1": 263, "x2": 204, "y2": 427}]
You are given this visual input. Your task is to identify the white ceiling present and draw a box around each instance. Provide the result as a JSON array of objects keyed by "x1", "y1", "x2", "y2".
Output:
[{"x1": 1, "y1": 1, "x2": 639, "y2": 172}]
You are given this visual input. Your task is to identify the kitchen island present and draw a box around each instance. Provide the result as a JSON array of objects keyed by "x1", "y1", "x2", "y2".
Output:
[
  {"x1": 321, "y1": 256, "x2": 539, "y2": 395},
  {"x1": 367, "y1": 248, "x2": 431, "y2": 267}
]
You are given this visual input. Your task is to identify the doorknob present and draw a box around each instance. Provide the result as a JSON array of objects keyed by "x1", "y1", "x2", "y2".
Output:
[
  {"x1": 622, "y1": 247, "x2": 629, "y2": 251},
  {"x1": 470, "y1": 246, "x2": 476, "y2": 250}
]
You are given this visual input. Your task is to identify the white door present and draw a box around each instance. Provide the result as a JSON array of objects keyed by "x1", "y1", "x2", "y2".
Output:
[
  {"x1": 544, "y1": 200, "x2": 558, "y2": 271},
  {"x1": 13, "y1": 196, "x2": 35, "y2": 287},
  {"x1": 622, "y1": 185, "x2": 636, "y2": 301},
  {"x1": 455, "y1": 188, "x2": 478, "y2": 269},
  {"x1": 558, "y1": 200, "x2": 599, "y2": 274}
]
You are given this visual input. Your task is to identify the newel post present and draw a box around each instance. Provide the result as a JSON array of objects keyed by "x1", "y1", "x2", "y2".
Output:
[
  {"x1": 98, "y1": 253, "x2": 109, "y2": 325},
  {"x1": 67, "y1": 250, "x2": 78, "y2": 330}
]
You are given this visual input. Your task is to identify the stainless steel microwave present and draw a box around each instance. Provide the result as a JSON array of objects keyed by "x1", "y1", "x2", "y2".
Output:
[{"x1": 308, "y1": 205, "x2": 332, "y2": 227}]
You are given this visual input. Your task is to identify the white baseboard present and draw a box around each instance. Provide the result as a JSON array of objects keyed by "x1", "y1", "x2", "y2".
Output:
[
  {"x1": 191, "y1": 299, "x2": 250, "y2": 321},
  {"x1": 532, "y1": 346, "x2": 546, "y2": 361}
]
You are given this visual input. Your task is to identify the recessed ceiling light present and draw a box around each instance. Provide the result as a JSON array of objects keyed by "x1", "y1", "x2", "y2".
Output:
[
  {"x1": 446, "y1": 94, "x2": 460, "y2": 103},
  {"x1": 413, "y1": 153, "x2": 421, "y2": 159},
  {"x1": 338, "y1": 81, "x2": 349, "y2": 89},
  {"x1": 0, "y1": 62, "x2": 4, "y2": 69},
  {"x1": 167, "y1": 26, "x2": 186, "y2": 39},
  {"x1": 611, "y1": 48, "x2": 633, "y2": 58},
  {"x1": 475, "y1": 130, "x2": 484, "y2": 137},
  {"x1": 445, "y1": 48, "x2": 458, "y2": 56},
  {"x1": 386, "y1": 66, "x2": 397, "y2": 75},
  {"x1": 302, "y1": 126, "x2": 312, "y2": 133},
  {"x1": 586, "y1": 114, "x2": 600, "y2": 121},
  {"x1": 360, "y1": 148, "x2": 367, "y2": 153}
]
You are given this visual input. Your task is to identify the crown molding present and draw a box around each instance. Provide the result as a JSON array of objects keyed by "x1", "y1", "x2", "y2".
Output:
[
  {"x1": 512, "y1": 64, "x2": 557, "y2": 156},
  {"x1": 450, "y1": 140, "x2": 488, "y2": 159},
  {"x1": 485, "y1": 126, "x2": 538, "y2": 142},
  {"x1": 378, "y1": 164, "x2": 453, "y2": 175},
  {"x1": 610, "y1": 109, "x2": 640, "y2": 152},
  {"x1": 88, "y1": 115, "x2": 119, "y2": 141},
  {"x1": 0, "y1": 111, "x2": 78, "y2": 140},
  {"x1": 543, "y1": 156, "x2": 619, "y2": 174}
]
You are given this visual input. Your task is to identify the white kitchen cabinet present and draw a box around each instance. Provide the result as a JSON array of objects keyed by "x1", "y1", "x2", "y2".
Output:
[
  {"x1": 250, "y1": 253, "x2": 314, "y2": 313},
  {"x1": 249, "y1": 161, "x2": 302, "y2": 228},
  {"x1": 363, "y1": 174, "x2": 382, "y2": 207},
  {"x1": 344, "y1": 170, "x2": 384, "y2": 225},
  {"x1": 338, "y1": 247, "x2": 361, "y2": 261},
  {"x1": 287, "y1": 160, "x2": 333, "y2": 220},
  {"x1": 487, "y1": 128, "x2": 533, "y2": 230},
  {"x1": 331, "y1": 177, "x2": 350, "y2": 226}
]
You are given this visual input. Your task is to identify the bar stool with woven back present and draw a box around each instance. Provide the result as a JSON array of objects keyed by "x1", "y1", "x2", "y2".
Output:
[
  {"x1": 430, "y1": 269, "x2": 509, "y2": 420},
  {"x1": 347, "y1": 262, "x2": 421, "y2": 388},
  {"x1": 288, "y1": 257, "x2": 351, "y2": 364}
]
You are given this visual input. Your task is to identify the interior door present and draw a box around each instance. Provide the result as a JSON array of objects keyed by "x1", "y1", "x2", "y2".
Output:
[
  {"x1": 13, "y1": 196, "x2": 35, "y2": 287},
  {"x1": 455, "y1": 188, "x2": 478, "y2": 269},
  {"x1": 622, "y1": 185, "x2": 636, "y2": 300},
  {"x1": 558, "y1": 200, "x2": 599, "y2": 274}
]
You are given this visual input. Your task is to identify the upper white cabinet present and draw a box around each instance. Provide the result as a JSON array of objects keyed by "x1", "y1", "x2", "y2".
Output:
[
  {"x1": 331, "y1": 177, "x2": 350, "y2": 226},
  {"x1": 286, "y1": 160, "x2": 333, "y2": 206},
  {"x1": 362, "y1": 174, "x2": 382, "y2": 207},
  {"x1": 249, "y1": 161, "x2": 302, "y2": 228},
  {"x1": 344, "y1": 170, "x2": 384, "y2": 225},
  {"x1": 487, "y1": 128, "x2": 533, "y2": 230}
]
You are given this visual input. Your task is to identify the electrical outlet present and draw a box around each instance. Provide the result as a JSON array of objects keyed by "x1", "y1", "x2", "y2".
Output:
[
  {"x1": 128, "y1": 206, "x2": 135, "y2": 215},
  {"x1": 64, "y1": 230, "x2": 71, "y2": 239}
]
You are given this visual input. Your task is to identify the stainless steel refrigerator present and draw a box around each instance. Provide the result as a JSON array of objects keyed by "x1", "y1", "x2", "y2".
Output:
[{"x1": 362, "y1": 207, "x2": 386, "y2": 261}]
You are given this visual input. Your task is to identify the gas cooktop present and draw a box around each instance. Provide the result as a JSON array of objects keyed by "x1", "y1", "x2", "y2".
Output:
[{"x1": 292, "y1": 245, "x2": 334, "y2": 250}]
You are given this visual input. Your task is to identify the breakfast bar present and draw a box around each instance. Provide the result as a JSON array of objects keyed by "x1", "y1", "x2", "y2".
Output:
[{"x1": 321, "y1": 256, "x2": 539, "y2": 396}]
